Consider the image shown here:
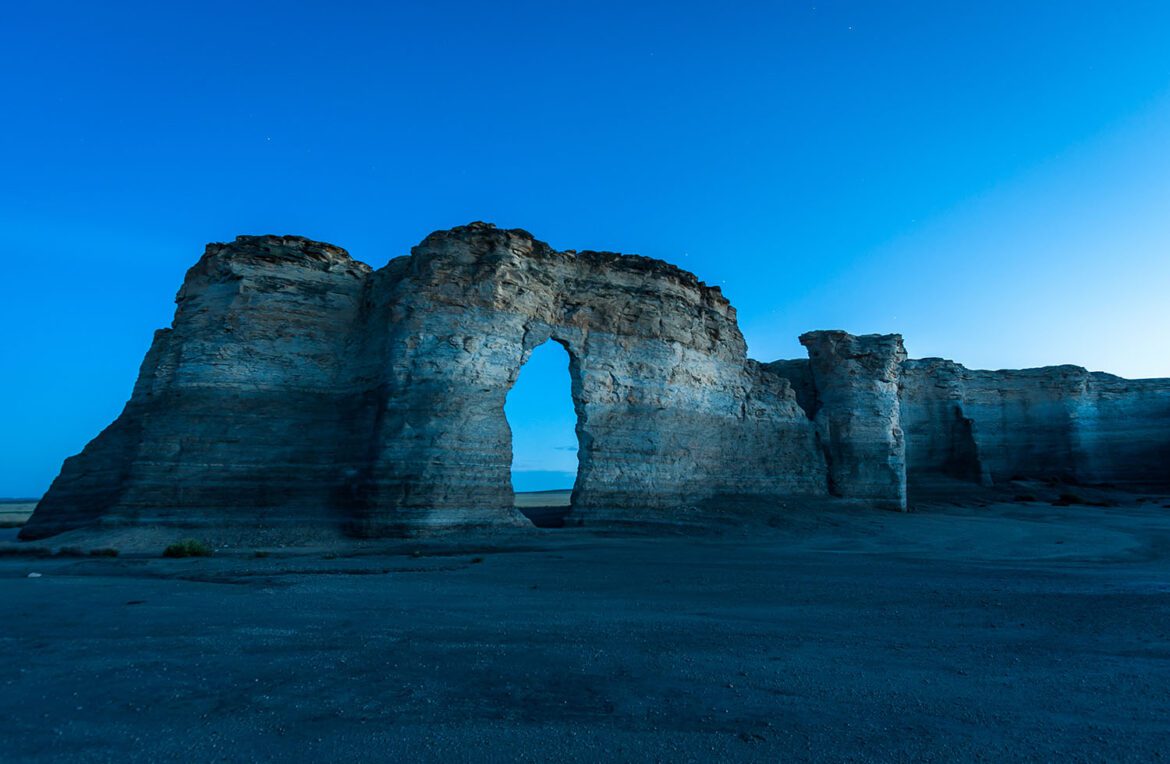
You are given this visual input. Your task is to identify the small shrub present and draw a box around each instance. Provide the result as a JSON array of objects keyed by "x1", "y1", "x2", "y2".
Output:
[
  {"x1": 470, "y1": 556, "x2": 484, "y2": 564},
  {"x1": 1052, "y1": 492, "x2": 1086, "y2": 507},
  {"x1": 89, "y1": 548, "x2": 119, "y2": 558},
  {"x1": 1014, "y1": 494, "x2": 1037, "y2": 503},
  {"x1": 253, "y1": 550, "x2": 270, "y2": 558},
  {"x1": 0, "y1": 546, "x2": 51, "y2": 558},
  {"x1": 56, "y1": 546, "x2": 86, "y2": 557},
  {"x1": 163, "y1": 539, "x2": 212, "y2": 558}
]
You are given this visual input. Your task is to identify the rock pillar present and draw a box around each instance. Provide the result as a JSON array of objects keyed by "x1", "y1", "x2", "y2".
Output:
[{"x1": 800, "y1": 331, "x2": 908, "y2": 510}]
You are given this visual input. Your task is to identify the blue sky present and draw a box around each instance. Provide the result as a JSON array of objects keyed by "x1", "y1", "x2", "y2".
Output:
[{"x1": 2, "y1": 1, "x2": 1169, "y2": 496}]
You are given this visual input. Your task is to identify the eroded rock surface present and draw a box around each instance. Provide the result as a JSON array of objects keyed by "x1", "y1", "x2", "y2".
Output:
[
  {"x1": 799, "y1": 331, "x2": 908, "y2": 510},
  {"x1": 344, "y1": 224, "x2": 827, "y2": 534},
  {"x1": 23, "y1": 236, "x2": 373, "y2": 540},
  {"x1": 21, "y1": 223, "x2": 1170, "y2": 540},
  {"x1": 901, "y1": 360, "x2": 1170, "y2": 490},
  {"x1": 23, "y1": 224, "x2": 827, "y2": 539}
]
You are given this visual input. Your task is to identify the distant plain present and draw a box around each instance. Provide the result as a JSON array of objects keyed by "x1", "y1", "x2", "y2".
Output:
[
  {"x1": 513, "y1": 489, "x2": 572, "y2": 508},
  {"x1": 0, "y1": 500, "x2": 36, "y2": 531}
]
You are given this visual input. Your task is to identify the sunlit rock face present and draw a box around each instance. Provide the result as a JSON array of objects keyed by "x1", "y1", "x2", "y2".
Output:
[{"x1": 22, "y1": 224, "x2": 828, "y2": 539}]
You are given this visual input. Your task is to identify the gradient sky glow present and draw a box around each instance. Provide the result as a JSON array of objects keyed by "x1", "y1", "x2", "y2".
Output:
[{"x1": 2, "y1": 1, "x2": 1169, "y2": 496}]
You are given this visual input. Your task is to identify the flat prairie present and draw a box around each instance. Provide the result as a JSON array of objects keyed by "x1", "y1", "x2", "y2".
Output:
[
  {"x1": 513, "y1": 489, "x2": 572, "y2": 508},
  {"x1": 0, "y1": 501, "x2": 35, "y2": 530},
  {"x1": 2, "y1": 495, "x2": 1169, "y2": 762}
]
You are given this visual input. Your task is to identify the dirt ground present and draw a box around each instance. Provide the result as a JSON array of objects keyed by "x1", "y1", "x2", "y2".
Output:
[{"x1": 2, "y1": 495, "x2": 1169, "y2": 762}]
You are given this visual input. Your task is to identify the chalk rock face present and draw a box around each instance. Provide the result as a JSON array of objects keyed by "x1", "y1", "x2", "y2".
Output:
[
  {"x1": 900, "y1": 360, "x2": 1170, "y2": 489},
  {"x1": 1077, "y1": 373, "x2": 1170, "y2": 487},
  {"x1": 22, "y1": 222, "x2": 1170, "y2": 542},
  {"x1": 22, "y1": 224, "x2": 827, "y2": 539},
  {"x1": 898, "y1": 358, "x2": 991, "y2": 488},
  {"x1": 22, "y1": 236, "x2": 373, "y2": 539},
  {"x1": 798, "y1": 331, "x2": 908, "y2": 510},
  {"x1": 347, "y1": 224, "x2": 826, "y2": 533}
]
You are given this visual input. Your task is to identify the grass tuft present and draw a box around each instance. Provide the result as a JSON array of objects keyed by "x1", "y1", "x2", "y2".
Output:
[{"x1": 163, "y1": 539, "x2": 213, "y2": 558}]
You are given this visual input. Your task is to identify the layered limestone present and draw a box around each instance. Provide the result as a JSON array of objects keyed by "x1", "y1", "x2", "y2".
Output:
[
  {"x1": 900, "y1": 360, "x2": 1170, "y2": 490},
  {"x1": 23, "y1": 236, "x2": 373, "y2": 539},
  {"x1": 22, "y1": 224, "x2": 827, "y2": 539},
  {"x1": 344, "y1": 224, "x2": 826, "y2": 534},
  {"x1": 21, "y1": 223, "x2": 1170, "y2": 541},
  {"x1": 798, "y1": 331, "x2": 908, "y2": 510}
]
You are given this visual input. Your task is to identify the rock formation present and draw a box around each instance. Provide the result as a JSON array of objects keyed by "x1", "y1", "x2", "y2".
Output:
[
  {"x1": 22, "y1": 224, "x2": 828, "y2": 539},
  {"x1": 900, "y1": 360, "x2": 1170, "y2": 490},
  {"x1": 798, "y1": 331, "x2": 908, "y2": 510},
  {"x1": 20, "y1": 223, "x2": 1170, "y2": 540}
]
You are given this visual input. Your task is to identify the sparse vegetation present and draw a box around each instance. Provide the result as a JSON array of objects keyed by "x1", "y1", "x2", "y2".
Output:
[
  {"x1": 163, "y1": 539, "x2": 212, "y2": 558},
  {"x1": 470, "y1": 556, "x2": 485, "y2": 564},
  {"x1": 1051, "y1": 492, "x2": 1118, "y2": 508},
  {"x1": 0, "y1": 546, "x2": 51, "y2": 558},
  {"x1": 253, "y1": 550, "x2": 270, "y2": 558},
  {"x1": 89, "y1": 548, "x2": 119, "y2": 558},
  {"x1": 1014, "y1": 494, "x2": 1038, "y2": 503},
  {"x1": 56, "y1": 547, "x2": 86, "y2": 557}
]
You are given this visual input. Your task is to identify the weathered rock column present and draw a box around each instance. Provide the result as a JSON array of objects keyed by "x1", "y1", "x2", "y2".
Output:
[{"x1": 800, "y1": 331, "x2": 908, "y2": 510}]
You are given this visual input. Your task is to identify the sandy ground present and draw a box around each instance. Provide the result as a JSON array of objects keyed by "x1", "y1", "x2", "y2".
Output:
[{"x1": 2, "y1": 496, "x2": 1170, "y2": 762}]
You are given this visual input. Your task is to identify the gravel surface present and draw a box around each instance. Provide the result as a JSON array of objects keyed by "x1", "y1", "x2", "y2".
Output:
[{"x1": 2, "y1": 498, "x2": 1169, "y2": 762}]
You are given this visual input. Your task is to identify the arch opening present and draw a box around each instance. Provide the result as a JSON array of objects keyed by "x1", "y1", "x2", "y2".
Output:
[{"x1": 505, "y1": 339, "x2": 580, "y2": 528}]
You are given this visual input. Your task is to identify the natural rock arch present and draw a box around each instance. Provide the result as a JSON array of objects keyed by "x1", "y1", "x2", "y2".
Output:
[
  {"x1": 23, "y1": 224, "x2": 827, "y2": 539},
  {"x1": 339, "y1": 223, "x2": 826, "y2": 534},
  {"x1": 22, "y1": 222, "x2": 1170, "y2": 541},
  {"x1": 504, "y1": 335, "x2": 587, "y2": 504}
]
